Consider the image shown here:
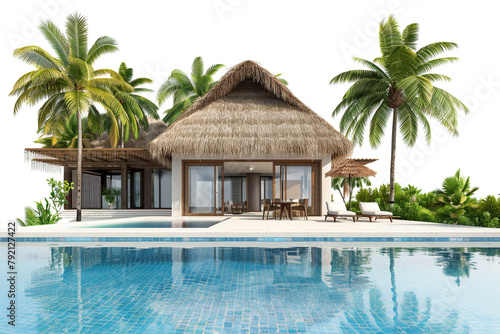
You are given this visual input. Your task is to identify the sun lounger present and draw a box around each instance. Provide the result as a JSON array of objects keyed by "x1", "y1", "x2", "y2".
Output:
[
  {"x1": 324, "y1": 202, "x2": 356, "y2": 222},
  {"x1": 358, "y1": 202, "x2": 393, "y2": 222}
]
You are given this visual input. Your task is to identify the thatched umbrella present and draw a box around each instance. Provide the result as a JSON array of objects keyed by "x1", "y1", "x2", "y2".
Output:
[
  {"x1": 325, "y1": 159, "x2": 377, "y2": 210},
  {"x1": 149, "y1": 60, "x2": 353, "y2": 163}
]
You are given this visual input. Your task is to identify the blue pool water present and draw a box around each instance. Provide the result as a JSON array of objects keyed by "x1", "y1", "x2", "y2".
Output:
[
  {"x1": 77, "y1": 220, "x2": 223, "y2": 228},
  {"x1": 2, "y1": 246, "x2": 500, "y2": 333}
]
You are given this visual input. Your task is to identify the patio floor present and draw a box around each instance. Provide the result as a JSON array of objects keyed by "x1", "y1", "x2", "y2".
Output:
[{"x1": 17, "y1": 212, "x2": 500, "y2": 240}]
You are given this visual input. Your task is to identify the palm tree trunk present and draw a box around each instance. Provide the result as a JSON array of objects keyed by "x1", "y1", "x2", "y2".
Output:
[
  {"x1": 389, "y1": 107, "x2": 398, "y2": 205},
  {"x1": 76, "y1": 110, "x2": 82, "y2": 221},
  {"x1": 120, "y1": 121, "x2": 124, "y2": 148}
]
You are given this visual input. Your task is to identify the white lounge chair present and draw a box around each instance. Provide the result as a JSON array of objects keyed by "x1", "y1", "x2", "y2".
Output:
[
  {"x1": 324, "y1": 202, "x2": 356, "y2": 222},
  {"x1": 359, "y1": 202, "x2": 393, "y2": 222}
]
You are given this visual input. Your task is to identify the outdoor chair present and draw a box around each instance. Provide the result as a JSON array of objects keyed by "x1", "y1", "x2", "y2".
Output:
[
  {"x1": 225, "y1": 200, "x2": 234, "y2": 213},
  {"x1": 291, "y1": 199, "x2": 308, "y2": 220},
  {"x1": 324, "y1": 202, "x2": 356, "y2": 222},
  {"x1": 262, "y1": 199, "x2": 280, "y2": 220},
  {"x1": 231, "y1": 201, "x2": 247, "y2": 214},
  {"x1": 359, "y1": 202, "x2": 393, "y2": 222}
]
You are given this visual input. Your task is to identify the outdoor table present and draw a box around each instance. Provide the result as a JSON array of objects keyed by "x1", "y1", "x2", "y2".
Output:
[{"x1": 276, "y1": 201, "x2": 300, "y2": 220}]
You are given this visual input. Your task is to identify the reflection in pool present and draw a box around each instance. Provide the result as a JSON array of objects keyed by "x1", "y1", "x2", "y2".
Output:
[
  {"x1": 76, "y1": 220, "x2": 223, "y2": 228},
  {"x1": 2, "y1": 247, "x2": 499, "y2": 333}
]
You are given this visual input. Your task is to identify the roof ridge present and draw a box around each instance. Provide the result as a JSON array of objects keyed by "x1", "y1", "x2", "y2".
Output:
[{"x1": 173, "y1": 60, "x2": 314, "y2": 122}]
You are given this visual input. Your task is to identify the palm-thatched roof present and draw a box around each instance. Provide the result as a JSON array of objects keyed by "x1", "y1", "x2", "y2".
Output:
[
  {"x1": 325, "y1": 159, "x2": 377, "y2": 178},
  {"x1": 91, "y1": 117, "x2": 167, "y2": 149},
  {"x1": 149, "y1": 60, "x2": 352, "y2": 163}
]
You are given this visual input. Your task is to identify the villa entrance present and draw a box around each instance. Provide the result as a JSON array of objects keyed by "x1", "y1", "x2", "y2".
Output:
[{"x1": 182, "y1": 160, "x2": 321, "y2": 216}]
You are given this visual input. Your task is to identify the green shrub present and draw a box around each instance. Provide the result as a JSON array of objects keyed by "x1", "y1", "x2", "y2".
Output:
[{"x1": 17, "y1": 178, "x2": 73, "y2": 226}]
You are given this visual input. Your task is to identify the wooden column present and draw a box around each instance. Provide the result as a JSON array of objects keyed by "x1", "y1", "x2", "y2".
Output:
[
  {"x1": 143, "y1": 168, "x2": 152, "y2": 209},
  {"x1": 121, "y1": 164, "x2": 128, "y2": 209}
]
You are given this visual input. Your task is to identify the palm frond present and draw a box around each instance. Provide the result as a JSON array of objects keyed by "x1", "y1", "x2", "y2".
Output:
[
  {"x1": 352, "y1": 57, "x2": 389, "y2": 80},
  {"x1": 130, "y1": 77, "x2": 153, "y2": 87},
  {"x1": 132, "y1": 87, "x2": 154, "y2": 93},
  {"x1": 399, "y1": 75, "x2": 434, "y2": 109},
  {"x1": 87, "y1": 87, "x2": 127, "y2": 124},
  {"x1": 416, "y1": 42, "x2": 458, "y2": 62},
  {"x1": 129, "y1": 94, "x2": 159, "y2": 118},
  {"x1": 205, "y1": 63, "x2": 225, "y2": 77},
  {"x1": 379, "y1": 14, "x2": 403, "y2": 54},
  {"x1": 397, "y1": 104, "x2": 419, "y2": 146},
  {"x1": 87, "y1": 36, "x2": 118, "y2": 65},
  {"x1": 65, "y1": 12, "x2": 88, "y2": 60},
  {"x1": 39, "y1": 19, "x2": 69, "y2": 65},
  {"x1": 402, "y1": 23, "x2": 419, "y2": 50},
  {"x1": 420, "y1": 73, "x2": 452, "y2": 83},
  {"x1": 191, "y1": 56, "x2": 204, "y2": 82},
  {"x1": 13, "y1": 46, "x2": 61, "y2": 69},
  {"x1": 90, "y1": 77, "x2": 133, "y2": 92},
  {"x1": 368, "y1": 101, "x2": 391, "y2": 147},
  {"x1": 417, "y1": 57, "x2": 459, "y2": 74},
  {"x1": 64, "y1": 90, "x2": 91, "y2": 114},
  {"x1": 416, "y1": 110, "x2": 432, "y2": 144},
  {"x1": 382, "y1": 46, "x2": 418, "y2": 80},
  {"x1": 93, "y1": 68, "x2": 122, "y2": 80}
]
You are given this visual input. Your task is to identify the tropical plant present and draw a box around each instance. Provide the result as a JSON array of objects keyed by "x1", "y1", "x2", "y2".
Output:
[
  {"x1": 332, "y1": 176, "x2": 371, "y2": 210},
  {"x1": 108, "y1": 62, "x2": 159, "y2": 147},
  {"x1": 330, "y1": 15, "x2": 468, "y2": 205},
  {"x1": 478, "y1": 195, "x2": 500, "y2": 218},
  {"x1": 433, "y1": 169, "x2": 479, "y2": 224},
  {"x1": 35, "y1": 113, "x2": 104, "y2": 148},
  {"x1": 102, "y1": 187, "x2": 121, "y2": 208},
  {"x1": 402, "y1": 184, "x2": 421, "y2": 202},
  {"x1": 17, "y1": 178, "x2": 73, "y2": 226},
  {"x1": 10, "y1": 12, "x2": 132, "y2": 221},
  {"x1": 157, "y1": 56, "x2": 224, "y2": 123}
]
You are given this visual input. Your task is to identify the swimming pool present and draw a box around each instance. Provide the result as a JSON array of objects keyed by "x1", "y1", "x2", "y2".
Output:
[
  {"x1": 2, "y1": 246, "x2": 499, "y2": 333},
  {"x1": 75, "y1": 220, "x2": 223, "y2": 228}
]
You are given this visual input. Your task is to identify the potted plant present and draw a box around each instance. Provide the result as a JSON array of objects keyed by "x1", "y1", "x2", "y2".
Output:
[{"x1": 102, "y1": 187, "x2": 121, "y2": 209}]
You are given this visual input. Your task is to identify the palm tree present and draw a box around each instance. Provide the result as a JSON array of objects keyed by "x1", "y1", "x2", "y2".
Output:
[
  {"x1": 331, "y1": 15, "x2": 468, "y2": 205},
  {"x1": 35, "y1": 113, "x2": 104, "y2": 148},
  {"x1": 433, "y1": 169, "x2": 479, "y2": 224},
  {"x1": 157, "y1": 56, "x2": 224, "y2": 123},
  {"x1": 10, "y1": 13, "x2": 131, "y2": 221},
  {"x1": 331, "y1": 176, "x2": 371, "y2": 210},
  {"x1": 402, "y1": 184, "x2": 421, "y2": 202},
  {"x1": 109, "y1": 62, "x2": 159, "y2": 147}
]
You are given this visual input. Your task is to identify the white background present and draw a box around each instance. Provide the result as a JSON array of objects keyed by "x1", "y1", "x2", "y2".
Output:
[{"x1": 1, "y1": 0, "x2": 499, "y2": 223}]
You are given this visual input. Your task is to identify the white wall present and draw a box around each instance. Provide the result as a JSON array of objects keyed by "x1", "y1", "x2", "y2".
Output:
[
  {"x1": 171, "y1": 156, "x2": 182, "y2": 216},
  {"x1": 321, "y1": 155, "x2": 332, "y2": 216}
]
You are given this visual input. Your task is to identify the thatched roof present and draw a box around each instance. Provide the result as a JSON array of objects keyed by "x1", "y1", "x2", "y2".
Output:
[
  {"x1": 24, "y1": 148, "x2": 164, "y2": 169},
  {"x1": 149, "y1": 60, "x2": 352, "y2": 163},
  {"x1": 325, "y1": 159, "x2": 377, "y2": 178},
  {"x1": 91, "y1": 117, "x2": 167, "y2": 149}
]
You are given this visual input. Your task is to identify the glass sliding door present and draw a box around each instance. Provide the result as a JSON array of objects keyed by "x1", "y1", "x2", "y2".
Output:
[
  {"x1": 273, "y1": 163, "x2": 317, "y2": 215},
  {"x1": 185, "y1": 163, "x2": 223, "y2": 215},
  {"x1": 128, "y1": 171, "x2": 142, "y2": 209},
  {"x1": 152, "y1": 169, "x2": 172, "y2": 209},
  {"x1": 285, "y1": 166, "x2": 312, "y2": 211}
]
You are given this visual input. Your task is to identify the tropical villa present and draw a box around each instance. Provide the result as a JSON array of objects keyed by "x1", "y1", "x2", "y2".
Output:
[{"x1": 25, "y1": 60, "x2": 353, "y2": 217}]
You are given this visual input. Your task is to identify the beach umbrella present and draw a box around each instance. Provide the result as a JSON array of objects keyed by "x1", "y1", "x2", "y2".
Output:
[{"x1": 325, "y1": 159, "x2": 377, "y2": 210}]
